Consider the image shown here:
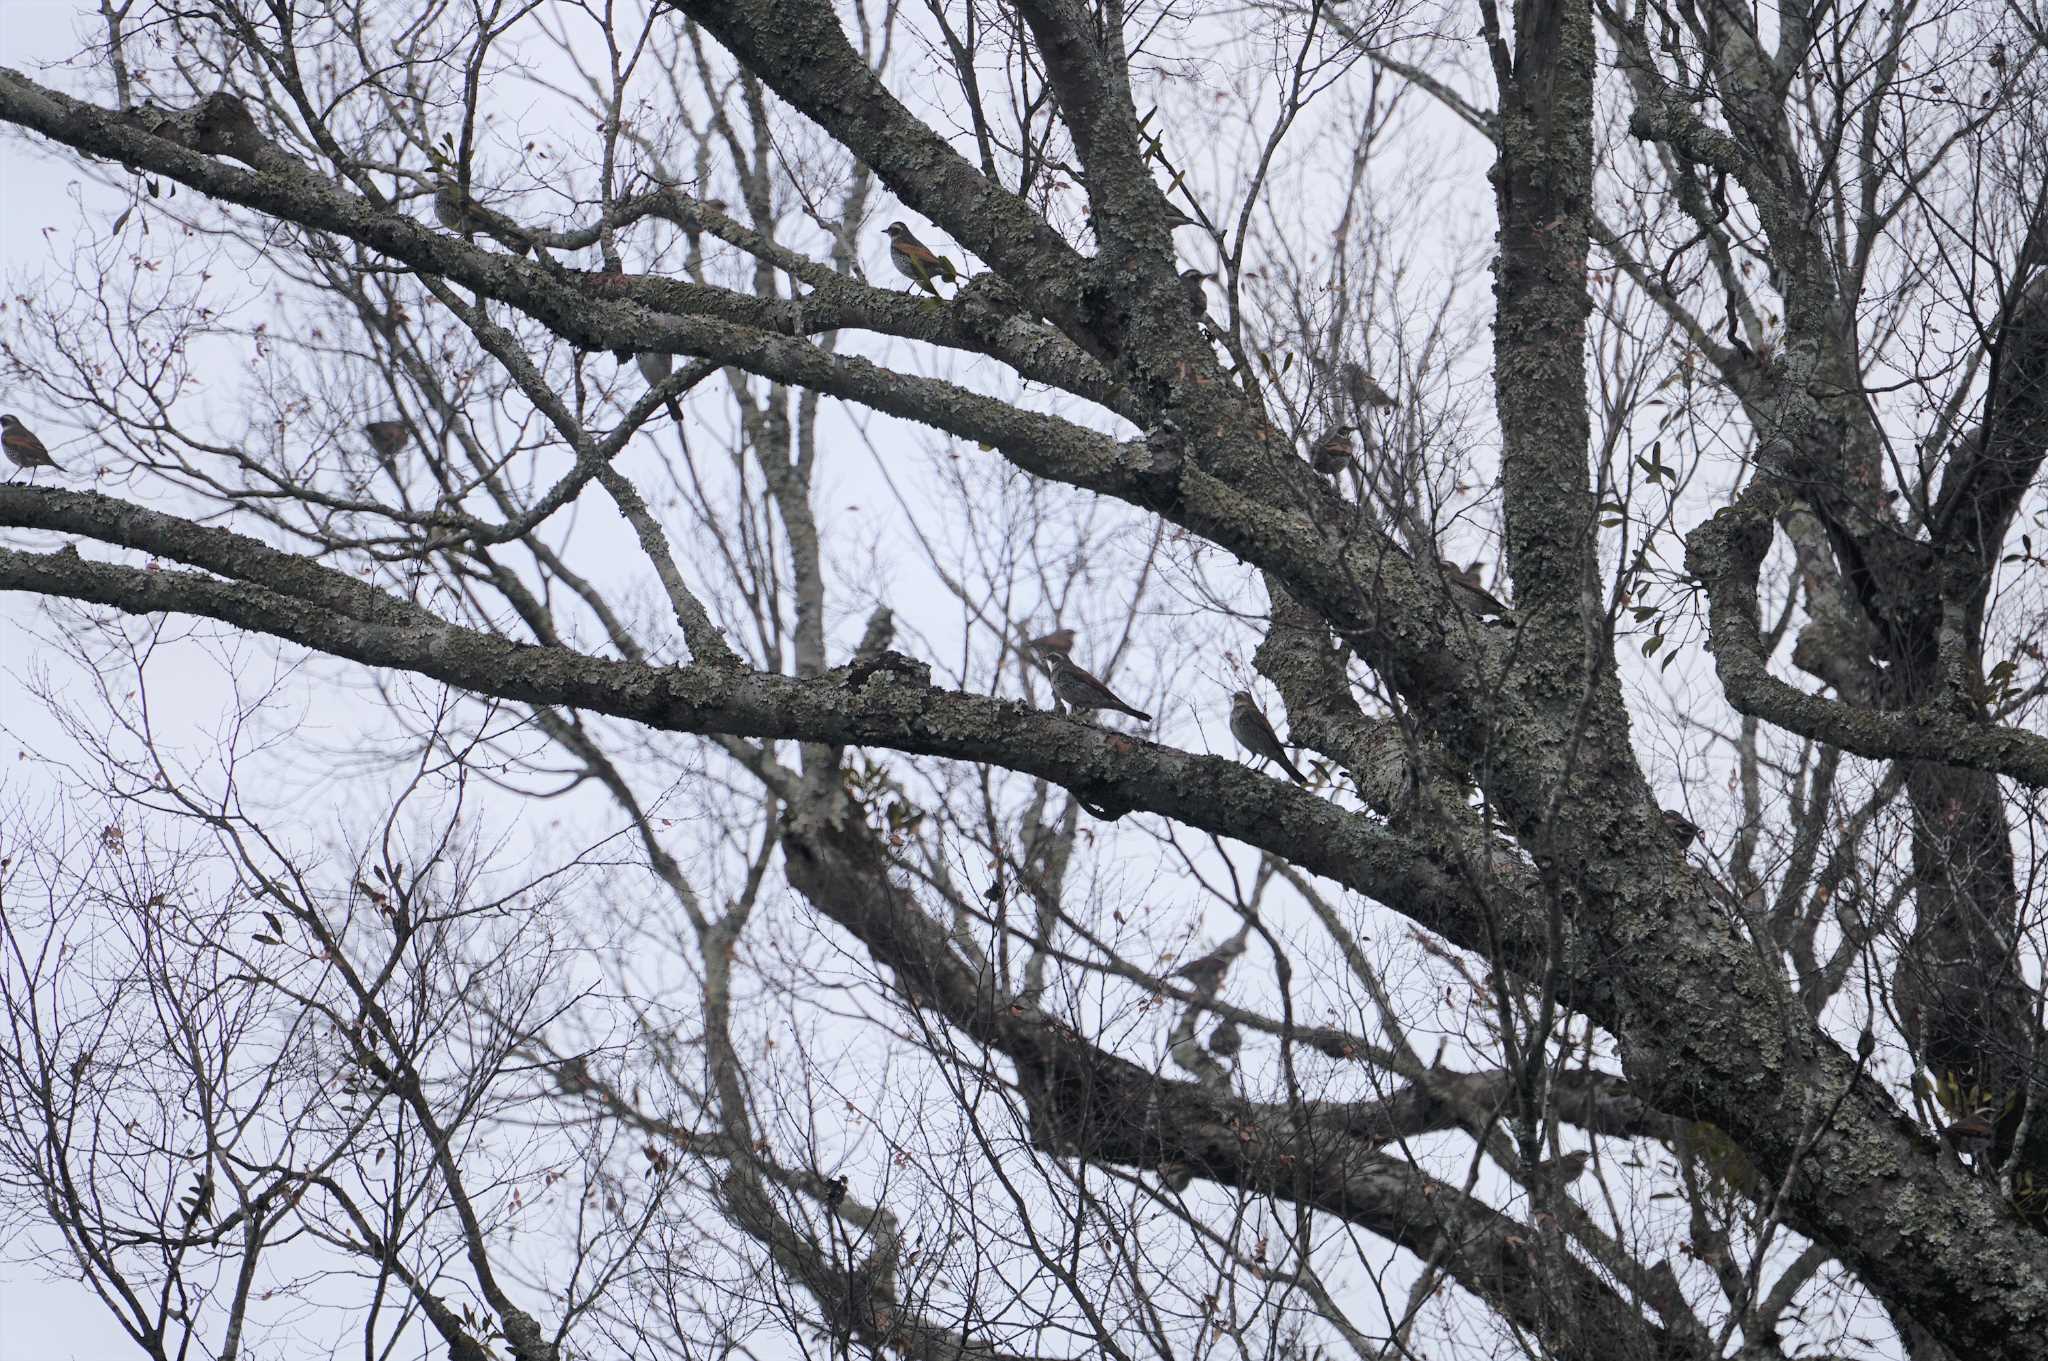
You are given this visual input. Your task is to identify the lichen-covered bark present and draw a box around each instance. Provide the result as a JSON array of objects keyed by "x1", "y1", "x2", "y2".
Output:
[
  {"x1": 1633, "y1": 17, "x2": 2048, "y2": 1206},
  {"x1": 4, "y1": 3, "x2": 2048, "y2": 1354}
]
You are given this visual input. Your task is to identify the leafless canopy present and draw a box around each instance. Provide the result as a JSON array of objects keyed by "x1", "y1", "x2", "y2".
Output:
[{"x1": 2, "y1": 1, "x2": 2046, "y2": 1360}]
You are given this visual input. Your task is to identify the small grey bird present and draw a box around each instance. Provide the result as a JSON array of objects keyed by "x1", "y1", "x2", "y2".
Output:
[
  {"x1": 1342, "y1": 362, "x2": 1397, "y2": 410},
  {"x1": 1662, "y1": 809, "x2": 1702, "y2": 847},
  {"x1": 1207, "y1": 1019, "x2": 1242, "y2": 1059},
  {"x1": 1158, "y1": 1160, "x2": 1192, "y2": 1192},
  {"x1": 3, "y1": 414, "x2": 59, "y2": 475},
  {"x1": 1444, "y1": 559, "x2": 1515, "y2": 624},
  {"x1": 634, "y1": 351, "x2": 686, "y2": 424},
  {"x1": 1229, "y1": 691, "x2": 1307, "y2": 784},
  {"x1": 1042, "y1": 651, "x2": 1151, "y2": 722},
  {"x1": 1178, "y1": 268, "x2": 1213, "y2": 318},
  {"x1": 1308, "y1": 425, "x2": 1357, "y2": 477},
  {"x1": 363, "y1": 420, "x2": 409, "y2": 461},
  {"x1": 432, "y1": 181, "x2": 472, "y2": 231},
  {"x1": 884, "y1": 222, "x2": 959, "y2": 297}
]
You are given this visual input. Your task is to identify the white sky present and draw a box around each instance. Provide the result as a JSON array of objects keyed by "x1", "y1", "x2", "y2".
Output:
[
  {"x1": 0, "y1": 0, "x2": 1963, "y2": 1357},
  {"x1": 4, "y1": 0, "x2": 139, "y2": 1347}
]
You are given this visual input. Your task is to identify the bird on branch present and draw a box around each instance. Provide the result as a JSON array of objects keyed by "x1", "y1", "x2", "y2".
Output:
[
  {"x1": 1341, "y1": 361, "x2": 1397, "y2": 411},
  {"x1": 884, "y1": 222, "x2": 959, "y2": 298},
  {"x1": 1041, "y1": 651, "x2": 1151, "y2": 722},
  {"x1": 1171, "y1": 926, "x2": 1251, "y2": 995},
  {"x1": 3, "y1": 415, "x2": 61, "y2": 478},
  {"x1": 433, "y1": 181, "x2": 535, "y2": 257},
  {"x1": 1229, "y1": 691, "x2": 1307, "y2": 785},
  {"x1": 1442, "y1": 559, "x2": 1516, "y2": 626},
  {"x1": 635, "y1": 351, "x2": 687, "y2": 424},
  {"x1": 1308, "y1": 425, "x2": 1358, "y2": 477}
]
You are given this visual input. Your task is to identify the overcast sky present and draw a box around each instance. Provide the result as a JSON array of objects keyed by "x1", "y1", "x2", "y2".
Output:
[{"x1": 0, "y1": 0, "x2": 1916, "y2": 1356}]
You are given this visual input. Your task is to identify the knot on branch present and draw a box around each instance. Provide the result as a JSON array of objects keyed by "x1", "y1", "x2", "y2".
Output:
[
  {"x1": 1683, "y1": 490, "x2": 1780, "y2": 611},
  {"x1": 839, "y1": 649, "x2": 930, "y2": 692},
  {"x1": 125, "y1": 92, "x2": 271, "y2": 169},
  {"x1": 952, "y1": 271, "x2": 1033, "y2": 334},
  {"x1": 1109, "y1": 422, "x2": 1186, "y2": 511},
  {"x1": 1624, "y1": 97, "x2": 1745, "y2": 177}
]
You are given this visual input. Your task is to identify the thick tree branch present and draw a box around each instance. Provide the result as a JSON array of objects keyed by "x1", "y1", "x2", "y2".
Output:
[
  {"x1": 659, "y1": 0, "x2": 1091, "y2": 330},
  {"x1": 0, "y1": 491, "x2": 1530, "y2": 971},
  {"x1": 0, "y1": 71, "x2": 1132, "y2": 418},
  {"x1": 778, "y1": 798, "x2": 1706, "y2": 1361},
  {"x1": 1686, "y1": 488, "x2": 2048, "y2": 786}
]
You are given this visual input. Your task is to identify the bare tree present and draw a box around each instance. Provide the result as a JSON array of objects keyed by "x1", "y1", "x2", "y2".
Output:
[{"x1": 2, "y1": 1, "x2": 2046, "y2": 1359}]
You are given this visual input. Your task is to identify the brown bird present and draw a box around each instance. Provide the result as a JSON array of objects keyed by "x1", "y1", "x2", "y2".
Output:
[
  {"x1": 433, "y1": 181, "x2": 533, "y2": 256},
  {"x1": 1158, "y1": 1160, "x2": 1192, "y2": 1192},
  {"x1": 431, "y1": 181, "x2": 470, "y2": 230},
  {"x1": 1207, "y1": 1019, "x2": 1242, "y2": 1059},
  {"x1": 1443, "y1": 559, "x2": 1515, "y2": 624},
  {"x1": 3, "y1": 415, "x2": 60, "y2": 475},
  {"x1": 1171, "y1": 933, "x2": 1247, "y2": 993},
  {"x1": 1662, "y1": 809, "x2": 1702, "y2": 847},
  {"x1": 363, "y1": 420, "x2": 409, "y2": 461},
  {"x1": 1178, "y1": 268, "x2": 1213, "y2": 318},
  {"x1": 1229, "y1": 691, "x2": 1307, "y2": 784},
  {"x1": 1341, "y1": 362, "x2": 1397, "y2": 410},
  {"x1": 884, "y1": 222, "x2": 959, "y2": 297},
  {"x1": 1942, "y1": 1109, "x2": 1996, "y2": 1160},
  {"x1": 1042, "y1": 651, "x2": 1151, "y2": 722},
  {"x1": 634, "y1": 352, "x2": 686, "y2": 424},
  {"x1": 1026, "y1": 627, "x2": 1076, "y2": 655},
  {"x1": 1308, "y1": 425, "x2": 1357, "y2": 477},
  {"x1": 1083, "y1": 202, "x2": 1199, "y2": 237},
  {"x1": 1526, "y1": 1150, "x2": 1592, "y2": 1188}
]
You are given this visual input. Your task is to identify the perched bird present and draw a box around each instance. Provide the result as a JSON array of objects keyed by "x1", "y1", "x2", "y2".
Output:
[
  {"x1": 1084, "y1": 203, "x2": 1199, "y2": 237},
  {"x1": 1171, "y1": 930, "x2": 1248, "y2": 994},
  {"x1": 432, "y1": 181, "x2": 473, "y2": 231},
  {"x1": 1158, "y1": 1160, "x2": 1192, "y2": 1192},
  {"x1": 634, "y1": 351, "x2": 686, "y2": 424},
  {"x1": 1526, "y1": 1150, "x2": 1592, "y2": 1188},
  {"x1": 884, "y1": 222, "x2": 959, "y2": 297},
  {"x1": 363, "y1": 420, "x2": 409, "y2": 461},
  {"x1": 1341, "y1": 362, "x2": 1397, "y2": 410},
  {"x1": 3, "y1": 415, "x2": 60, "y2": 476},
  {"x1": 1178, "y1": 268, "x2": 1213, "y2": 318},
  {"x1": 1443, "y1": 559, "x2": 1516, "y2": 624},
  {"x1": 1661, "y1": 809, "x2": 1702, "y2": 847},
  {"x1": 1042, "y1": 651, "x2": 1151, "y2": 722},
  {"x1": 1942, "y1": 1109, "x2": 1996, "y2": 1160},
  {"x1": 1229, "y1": 691, "x2": 1307, "y2": 785},
  {"x1": 1207, "y1": 1019, "x2": 1242, "y2": 1059},
  {"x1": 433, "y1": 181, "x2": 532, "y2": 256},
  {"x1": 1026, "y1": 627, "x2": 1076, "y2": 655},
  {"x1": 1308, "y1": 425, "x2": 1357, "y2": 477}
]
